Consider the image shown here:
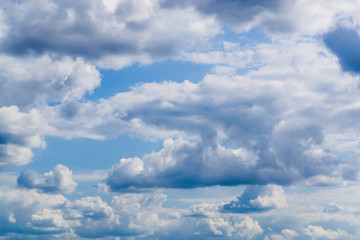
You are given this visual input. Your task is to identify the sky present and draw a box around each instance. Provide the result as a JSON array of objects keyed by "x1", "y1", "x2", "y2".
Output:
[{"x1": 1, "y1": 0, "x2": 360, "y2": 239}]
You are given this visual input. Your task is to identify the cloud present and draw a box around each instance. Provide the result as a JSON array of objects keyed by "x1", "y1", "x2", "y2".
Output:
[
  {"x1": 0, "y1": 106, "x2": 49, "y2": 168},
  {"x1": 0, "y1": 186, "x2": 68, "y2": 236},
  {"x1": 1, "y1": 0, "x2": 220, "y2": 69},
  {"x1": 17, "y1": 164, "x2": 77, "y2": 194},
  {"x1": 303, "y1": 225, "x2": 348, "y2": 239},
  {"x1": 162, "y1": 0, "x2": 359, "y2": 35},
  {"x1": 196, "y1": 216, "x2": 263, "y2": 239},
  {"x1": 105, "y1": 138, "x2": 260, "y2": 192},
  {"x1": 0, "y1": 54, "x2": 100, "y2": 109},
  {"x1": 223, "y1": 185, "x2": 287, "y2": 213},
  {"x1": 37, "y1": 37, "x2": 359, "y2": 190},
  {"x1": 323, "y1": 27, "x2": 360, "y2": 73},
  {"x1": 281, "y1": 229, "x2": 298, "y2": 239}
]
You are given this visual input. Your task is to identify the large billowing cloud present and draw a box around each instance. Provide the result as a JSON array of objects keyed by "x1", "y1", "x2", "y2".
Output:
[
  {"x1": 17, "y1": 164, "x2": 77, "y2": 194},
  {"x1": 53, "y1": 38, "x2": 358, "y2": 190}
]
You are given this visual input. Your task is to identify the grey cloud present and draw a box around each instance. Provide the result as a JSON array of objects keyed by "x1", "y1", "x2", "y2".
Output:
[
  {"x1": 162, "y1": 0, "x2": 283, "y2": 30},
  {"x1": 105, "y1": 139, "x2": 262, "y2": 192},
  {"x1": 1, "y1": 0, "x2": 220, "y2": 67},
  {"x1": 223, "y1": 185, "x2": 287, "y2": 213},
  {"x1": 40, "y1": 38, "x2": 360, "y2": 191},
  {"x1": 17, "y1": 164, "x2": 77, "y2": 194}
]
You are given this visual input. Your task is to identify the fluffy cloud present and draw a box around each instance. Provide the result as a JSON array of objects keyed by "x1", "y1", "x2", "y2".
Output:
[
  {"x1": 61, "y1": 38, "x2": 357, "y2": 190},
  {"x1": 105, "y1": 138, "x2": 259, "y2": 192},
  {"x1": 0, "y1": 106, "x2": 49, "y2": 168},
  {"x1": 0, "y1": 54, "x2": 100, "y2": 109},
  {"x1": 1, "y1": 0, "x2": 220, "y2": 69},
  {"x1": 163, "y1": 0, "x2": 360, "y2": 35},
  {"x1": 196, "y1": 216, "x2": 263, "y2": 239},
  {"x1": 223, "y1": 185, "x2": 287, "y2": 213},
  {"x1": 17, "y1": 164, "x2": 77, "y2": 194},
  {"x1": 303, "y1": 225, "x2": 348, "y2": 239},
  {"x1": 0, "y1": 186, "x2": 68, "y2": 236}
]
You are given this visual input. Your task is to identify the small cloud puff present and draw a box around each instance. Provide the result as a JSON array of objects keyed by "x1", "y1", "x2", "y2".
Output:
[
  {"x1": 17, "y1": 164, "x2": 77, "y2": 194},
  {"x1": 223, "y1": 185, "x2": 287, "y2": 213}
]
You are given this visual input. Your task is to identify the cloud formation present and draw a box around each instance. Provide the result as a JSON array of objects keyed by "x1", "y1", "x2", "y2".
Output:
[
  {"x1": 223, "y1": 185, "x2": 287, "y2": 213},
  {"x1": 17, "y1": 164, "x2": 77, "y2": 194},
  {"x1": 1, "y1": 0, "x2": 220, "y2": 68},
  {"x1": 0, "y1": 106, "x2": 49, "y2": 168},
  {"x1": 76, "y1": 38, "x2": 360, "y2": 191}
]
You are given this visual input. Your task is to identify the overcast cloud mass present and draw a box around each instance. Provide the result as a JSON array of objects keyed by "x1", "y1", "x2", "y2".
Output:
[{"x1": 1, "y1": 0, "x2": 360, "y2": 239}]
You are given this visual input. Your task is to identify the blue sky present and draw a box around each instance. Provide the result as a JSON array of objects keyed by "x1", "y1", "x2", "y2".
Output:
[{"x1": 1, "y1": 0, "x2": 360, "y2": 239}]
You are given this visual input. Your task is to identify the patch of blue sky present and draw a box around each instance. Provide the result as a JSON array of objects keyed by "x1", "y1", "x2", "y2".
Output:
[
  {"x1": 27, "y1": 135, "x2": 162, "y2": 172},
  {"x1": 85, "y1": 60, "x2": 212, "y2": 101},
  {"x1": 163, "y1": 185, "x2": 245, "y2": 209}
]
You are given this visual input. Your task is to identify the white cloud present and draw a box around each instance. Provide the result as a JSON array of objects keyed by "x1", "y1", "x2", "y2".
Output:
[
  {"x1": 0, "y1": 54, "x2": 101, "y2": 109},
  {"x1": 223, "y1": 185, "x2": 287, "y2": 213},
  {"x1": 30, "y1": 36, "x2": 360, "y2": 190},
  {"x1": 0, "y1": 106, "x2": 49, "y2": 167},
  {"x1": 197, "y1": 216, "x2": 263, "y2": 239},
  {"x1": 304, "y1": 225, "x2": 348, "y2": 239},
  {"x1": 281, "y1": 229, "x2": 298, "y2": 239},
  {"x1": 0, "y1": 186, "x2": 68, "y2": 235},
  {"x1": 17, "y1": 164, "x2": 77, "y2": 194}
]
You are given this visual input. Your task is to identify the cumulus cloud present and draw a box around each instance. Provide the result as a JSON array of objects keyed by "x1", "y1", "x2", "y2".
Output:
[
  {"x1": 35, "y1": 36, "x2": 360, "y2": 190},
  {"x1": 303, "y1": 225, "x2": 348, "y2": 239},
  {"x1": 1, "y1": 0, "x2": 220, "y2": 68},
  {"x1": 0, "y1": 106, "x2": 49, "y2": 168},
  {"x1": 0, "y1": 186, "x2": 68, "y2": 236},
  {"x1": 17, "y1": 164, "x2": 77, "y2": 194},
  {"x1": 163, "y1": 0, "x2": 360, "y2": 36},
  {"x1": 196, "y1": 216, "x2": 263, "y2": 239},
  {"x1": 0, "y1": 54, "x2": 101, "y2": 109},
  {"x1": 105, "y1": 138, "x2": 259, "y2": 192},
  {"x1": 223, "y1": 185, "x2": 287, "y2": 213}
]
